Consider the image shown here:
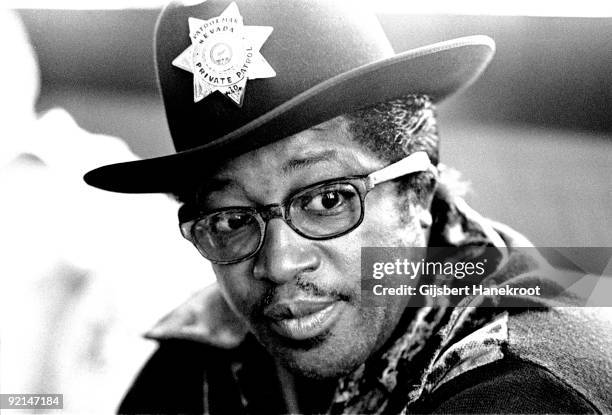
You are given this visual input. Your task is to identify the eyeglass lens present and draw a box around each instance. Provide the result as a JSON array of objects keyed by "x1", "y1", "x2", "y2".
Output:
[
  {"x1": 289, "y1": 182, "x2": 362, "y2": 236},
  {"x1": 192, "y1": 209, "x2": 263, "y2": 263}
]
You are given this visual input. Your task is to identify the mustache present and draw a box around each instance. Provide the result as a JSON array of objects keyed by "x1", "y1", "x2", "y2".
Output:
[{"x1": 259, "y1": 275, "x2": 355, "y2": 309}]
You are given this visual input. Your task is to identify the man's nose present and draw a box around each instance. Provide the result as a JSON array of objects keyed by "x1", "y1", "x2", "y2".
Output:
[{"x1": 252, "y1": 218, "x2": 320, "y2": 284}]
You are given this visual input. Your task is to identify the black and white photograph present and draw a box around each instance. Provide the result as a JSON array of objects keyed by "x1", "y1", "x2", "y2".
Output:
[{"x1": 1, "y1": 0, "x2": 611, "y2": 413}]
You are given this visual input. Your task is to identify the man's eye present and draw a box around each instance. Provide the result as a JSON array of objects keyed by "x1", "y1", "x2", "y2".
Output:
[
  {"x1": 212, "y1": 212, "x2": 253, "y2": 232},
  {"x1": 303, "y1": 190, "x2": 349, "y2": 212}
]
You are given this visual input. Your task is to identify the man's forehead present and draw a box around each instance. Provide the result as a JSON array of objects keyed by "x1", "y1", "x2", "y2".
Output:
[
  {"x1": 195, "y1": 116, "x2": 383, "y2": 194},
  {"x1": 200, "y1": 149, "x2": 346, "y2": 194},
  {"x1": 210, "y1": 116, "x2": 371, "y2": 176}
]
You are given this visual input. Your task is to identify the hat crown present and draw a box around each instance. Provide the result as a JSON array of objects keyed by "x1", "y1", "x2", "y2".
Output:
[{"x1": 156, "y1": 0, "x2": 394, "y2": 152}]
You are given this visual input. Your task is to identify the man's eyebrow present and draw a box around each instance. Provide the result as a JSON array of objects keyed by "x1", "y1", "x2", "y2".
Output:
[{"x1": 281, "y1": 149, "x2": 339, "y2": 174}]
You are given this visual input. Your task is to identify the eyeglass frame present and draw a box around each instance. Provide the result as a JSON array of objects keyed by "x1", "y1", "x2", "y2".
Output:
[{"x1": 179, "y1": 151, "x2": 436, "y2": 265}]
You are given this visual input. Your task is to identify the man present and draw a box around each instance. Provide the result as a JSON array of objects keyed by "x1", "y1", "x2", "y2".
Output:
[{"x1": 85, "y1": 0, "x2": 612, "y2": 413}]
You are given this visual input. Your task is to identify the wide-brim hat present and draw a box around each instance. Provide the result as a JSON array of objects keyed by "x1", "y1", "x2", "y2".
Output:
[{"x1": 84, "y1": 0, "x2": 495, "y2": 194}]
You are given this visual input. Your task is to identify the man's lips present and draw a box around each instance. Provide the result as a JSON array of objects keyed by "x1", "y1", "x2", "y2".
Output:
[
  {"x1": 263, "y1": 299, "x2": 343, "y2": 341},
  {"x1": 264, "y1": 299, "x2": 336, "y2": 319}
]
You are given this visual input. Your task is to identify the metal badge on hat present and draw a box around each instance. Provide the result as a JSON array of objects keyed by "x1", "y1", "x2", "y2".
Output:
[{"x1": 172, "y1": 2, "x2": 276, "y2": 106}]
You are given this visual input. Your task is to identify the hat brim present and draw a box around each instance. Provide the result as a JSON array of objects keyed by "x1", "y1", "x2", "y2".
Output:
[{"x1": 84, "y1": 35, "x2": 495, "y2": 193}]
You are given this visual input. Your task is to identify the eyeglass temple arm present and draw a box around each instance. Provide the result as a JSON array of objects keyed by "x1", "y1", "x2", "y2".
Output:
[{"x1": 366, "y1": 151, "x2": 436, "y2": 189}]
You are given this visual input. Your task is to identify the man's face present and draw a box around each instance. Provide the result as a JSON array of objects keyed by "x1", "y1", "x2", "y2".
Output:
[{"x1": 199, "y1": 117, "x2": 430, "y2": 378}]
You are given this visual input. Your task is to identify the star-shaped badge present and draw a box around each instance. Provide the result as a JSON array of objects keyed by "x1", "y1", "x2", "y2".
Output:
[{"x1": 172, "y1": 2, "x2": 276, "y2": 106}]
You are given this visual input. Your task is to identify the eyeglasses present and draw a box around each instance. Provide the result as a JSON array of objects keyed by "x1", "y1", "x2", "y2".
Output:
[{"x1": 180, "y1": 151, "x2": 435, "y2": 264}]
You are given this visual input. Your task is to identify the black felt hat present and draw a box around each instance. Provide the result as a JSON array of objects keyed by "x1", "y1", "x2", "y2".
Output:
[{"x1": 84, "y1": 0, "x2": 495, "y2": 193}]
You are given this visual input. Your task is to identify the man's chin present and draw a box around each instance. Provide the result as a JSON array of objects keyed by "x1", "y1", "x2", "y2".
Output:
[
  {"x1": 258, "y1": 330, "x2": 371, "y2": 379},
  {"x1": 277, "y1": 346, "x2": 364, "y2": 379}
]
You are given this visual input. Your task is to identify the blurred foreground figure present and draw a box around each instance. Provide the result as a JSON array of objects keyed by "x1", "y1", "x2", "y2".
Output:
[
  {"x1": 0, "y1": 9, "x2": 210, "y2": 414},
  {"x1": 84, "y1": 1, "x2": 612, "y2": 414}
]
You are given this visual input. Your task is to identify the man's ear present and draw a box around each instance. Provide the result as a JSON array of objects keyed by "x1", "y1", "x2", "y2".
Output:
[
  {"x1": 417, "y1": 206, "x2": 433, "y2": 229},
  {"x1": 418, "y1": 175, "x2": 437, "y2": 229}
]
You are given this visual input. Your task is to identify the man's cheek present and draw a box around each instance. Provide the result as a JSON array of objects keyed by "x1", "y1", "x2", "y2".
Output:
[
  {"x1": 214, "y1": 267, "x2": 261, "y2": 317},
  {"x1": 356, "y1": 206, "x2": 403, "y2": 247}
]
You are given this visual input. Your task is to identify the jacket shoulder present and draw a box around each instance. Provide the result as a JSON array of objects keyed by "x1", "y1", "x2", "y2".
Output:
[
  {"x1": 118, "y1": 339, "x2": 242, "y2": 414},
  {"x1": 507, "y1": 307, "x2": 612, "y2": 413},
  {"x1": 417, "y1": 357, "x2": 598, "y2": 414}
]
